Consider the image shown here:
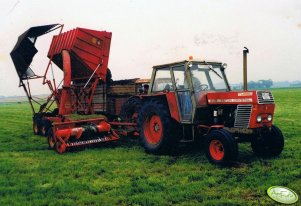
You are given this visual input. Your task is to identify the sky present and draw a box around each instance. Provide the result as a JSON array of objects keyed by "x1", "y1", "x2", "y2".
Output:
[{"x1": 0, "y1": 0, "x2": 301, "y2": 96}]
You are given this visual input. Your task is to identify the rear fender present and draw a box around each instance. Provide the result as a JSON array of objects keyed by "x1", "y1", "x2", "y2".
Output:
[{"x1": 140, "y1": 92, "x2": 180, "y2": 122}]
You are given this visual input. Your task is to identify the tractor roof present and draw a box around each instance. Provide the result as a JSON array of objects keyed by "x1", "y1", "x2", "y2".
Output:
[{"x1": 153, "y1": 60, "x2": 223, "y2": 69}]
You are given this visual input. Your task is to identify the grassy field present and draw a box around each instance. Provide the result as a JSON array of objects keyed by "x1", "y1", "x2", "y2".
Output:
[{"x1": 0, "y1": 88, "x2": 300, "y2": 205}]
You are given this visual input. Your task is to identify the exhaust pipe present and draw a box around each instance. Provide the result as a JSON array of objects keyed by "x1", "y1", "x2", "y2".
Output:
[{"x1": 243, "y1": 47, "x2": 249, "y2": 91}]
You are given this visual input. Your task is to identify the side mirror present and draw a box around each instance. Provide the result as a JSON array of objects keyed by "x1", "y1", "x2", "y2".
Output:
[{"x1": 221, "y1": 63, "x2": 227, "y2": 71}]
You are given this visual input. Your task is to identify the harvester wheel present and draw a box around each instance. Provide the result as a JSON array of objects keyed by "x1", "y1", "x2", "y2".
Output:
[
  {"x1": 52, "y1": 108, "x2": 59, "y2": 116},
  {"x1": 47, "y1": 128, "x2": 55, "y2": 149},
  {"x1": 251, "y1": 125, "x2": 284, "y2": 157},
  {"x1": 33, "y1": 118, "x2": 42, "y2": 135},
  {"x1": 138, "y1": 99, "x2": 176, "y2": 154},
  {"x1": 120, "y1": 97, "x2": 142, "y2": 122},
  {"x1": 33, "y1": 121, "x2": 39, "y2": 135},
  {"x1": 205, "y1": 129, "x2": 238, "y2": 164},
  {"x1": 56, "y1": 141, "x2": 66, "y2": 154},
  {"x1": 41, "y1": 120, "x2": 52, "y2": 136},
  {"x1": 41, "y1": 125, "x2": 47, "y2": 136}
]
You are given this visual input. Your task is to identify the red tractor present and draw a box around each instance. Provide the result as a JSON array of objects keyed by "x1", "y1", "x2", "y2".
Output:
[{"x1": 133, "y1": 50, "x2": 284, "y2": 164}]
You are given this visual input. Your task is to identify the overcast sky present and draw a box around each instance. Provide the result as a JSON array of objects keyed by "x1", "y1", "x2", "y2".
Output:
[{"x1": 0, "y1": 0, "x2": 301, "y2": 96}]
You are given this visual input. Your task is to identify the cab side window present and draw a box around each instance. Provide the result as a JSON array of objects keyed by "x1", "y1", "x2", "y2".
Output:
[
  {"x1": 152, "y1": 68, "x2": 173, "y2": 92},
  {"x1": 173, "y1": 65, "x2": 188, "y2": 90}
]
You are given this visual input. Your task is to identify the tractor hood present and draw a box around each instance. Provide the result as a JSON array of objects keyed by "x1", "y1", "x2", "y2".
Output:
[
  {"x1": 206, "y1": 91, "x2": 273, "y2": 105},
  {"x1": 10, "y1": 24, "x2": 61, "y2": 80}
]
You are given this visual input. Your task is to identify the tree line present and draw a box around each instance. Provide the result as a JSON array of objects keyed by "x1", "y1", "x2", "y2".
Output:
[{"x1": 232, "y1": 79, "x2": 273, "y2": 90}]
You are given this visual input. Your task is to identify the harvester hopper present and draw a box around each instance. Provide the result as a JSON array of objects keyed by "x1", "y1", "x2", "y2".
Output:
[
  {"x1": 46, "y1": 27, "x2": 112, "y2": 115},
  {"x1": 47, "y1": 28, "x2": 112, "y2": 81}
]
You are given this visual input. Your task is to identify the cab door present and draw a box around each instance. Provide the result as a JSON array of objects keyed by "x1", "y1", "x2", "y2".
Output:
[{"x1": 171, "y1": 65, "x2": 193, "y2": 122}]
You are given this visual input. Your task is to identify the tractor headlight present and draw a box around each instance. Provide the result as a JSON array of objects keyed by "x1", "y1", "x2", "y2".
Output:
[
  {"x1": 267, "y1": 114, "x2": 273, "y2": 121},
  {"x1": 256, "y1": 115, "x2": 262, "y2": 123}
]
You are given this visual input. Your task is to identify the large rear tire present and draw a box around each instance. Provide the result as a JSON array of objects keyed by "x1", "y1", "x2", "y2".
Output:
[
  {"x1": 251, "y1": 125, "x2": 284, "y2": 157},
  {"x1": 138, "y1": 99, "x2": 177, "y2": 154},
  {"x1": 205, "y1": 129, "x2": 238, "y2": 164}
]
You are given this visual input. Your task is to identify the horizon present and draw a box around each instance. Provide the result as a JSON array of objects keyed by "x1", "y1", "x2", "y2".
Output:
[{"x1": 1, "y1": 79, "x2": 300, "y2": 98}]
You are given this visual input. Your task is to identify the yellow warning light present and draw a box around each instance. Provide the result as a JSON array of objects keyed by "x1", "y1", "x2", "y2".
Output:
[{"x1": 189, "y1": 56, "x2": 193, "y2": 60}]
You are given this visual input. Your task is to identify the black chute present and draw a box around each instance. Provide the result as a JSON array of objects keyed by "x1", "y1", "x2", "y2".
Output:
[{"x1": 10, "y1": 24, "x2": 61, "y2": 80}]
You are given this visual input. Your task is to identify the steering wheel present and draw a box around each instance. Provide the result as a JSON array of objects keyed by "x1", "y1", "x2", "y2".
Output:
[{"x1": 195, "y1": 84, "x2": 209, "y2": 92}]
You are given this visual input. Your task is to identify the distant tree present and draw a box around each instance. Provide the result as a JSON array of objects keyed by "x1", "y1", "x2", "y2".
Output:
[
  {"x1": 248, "y1": 81, "x2": 257, "y2": 89},
  {"x1": 248, "y1": 79, "x2": 273, "y2": 89},
  {"x1": 259, "y1": 79, "x2": 273, "y2": 89}
]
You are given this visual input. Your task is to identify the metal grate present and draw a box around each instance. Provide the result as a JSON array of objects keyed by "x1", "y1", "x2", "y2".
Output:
[
  {"x1": 257, "y1": 91, "x2": 274, "y2": 104},
  {"x1": 234, "y1": 105, "x2": 252, "y2": 128}
]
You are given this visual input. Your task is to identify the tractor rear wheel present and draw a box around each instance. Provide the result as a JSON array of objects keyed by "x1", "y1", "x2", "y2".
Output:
[
  {"x1": 251, "y1": 125, "x2": 284, "y2": 157},
  {"x1": 138, "y1": 99, "x2": 176, "y2": 154},
  {"x1": 205, "y1": 129, "x2": 238, "y2": 164}
]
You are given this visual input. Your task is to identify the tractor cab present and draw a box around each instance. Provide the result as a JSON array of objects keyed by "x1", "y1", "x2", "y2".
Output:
[{"x1": 150, "y1": 60, "x2": 230, "y2": 122}]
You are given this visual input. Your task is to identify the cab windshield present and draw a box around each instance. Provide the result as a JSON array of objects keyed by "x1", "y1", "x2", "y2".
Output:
[{"x1": 190, "y1": 63, "x2": 228, "y2": 92}]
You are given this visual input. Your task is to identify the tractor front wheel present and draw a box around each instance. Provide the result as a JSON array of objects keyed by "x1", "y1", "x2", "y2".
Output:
[
  {"x1": 205, "y1": 129, "x2": 238, "y2": 164},
  {"x1": 138, "y1": 100, "x2": 176, "y2": 154},
  {"x1": 251, "y1": 125, "x2": 284, "y2": 157}
]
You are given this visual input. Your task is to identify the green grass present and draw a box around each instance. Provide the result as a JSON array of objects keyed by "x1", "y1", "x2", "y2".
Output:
[{"x1": 0, "y1": 88, "x2": 300, "y2": 205}]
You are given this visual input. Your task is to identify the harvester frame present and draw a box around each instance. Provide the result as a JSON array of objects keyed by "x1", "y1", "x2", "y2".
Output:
[{"x1": 10, "y1": 24, "x2": 124, "y2": 154}]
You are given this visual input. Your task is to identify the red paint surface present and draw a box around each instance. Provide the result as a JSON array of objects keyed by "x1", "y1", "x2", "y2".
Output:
[
  {"x1": 249, "y1": 104, "x2": 275, "y2": 128},
  {"x1": 59, "y1": 50, "x2": 72, "y2": 115},
  {"x1": 207, "y1": 91, "x2": 257, "y2": 105},
  {"x1": 48, "y1": 27, "x2": 112, "y2": 81},
  {"x1": 143, "y1": 114, "x2": 163, "y2": 144},
  {"x1": 166, "y1": 92, "x2": 181, "y2": 122},
  {"x1": 209, "y1": 140, "x2": 224, "y2": 161}
]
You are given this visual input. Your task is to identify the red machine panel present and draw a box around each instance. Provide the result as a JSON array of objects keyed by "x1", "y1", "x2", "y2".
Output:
[
  {"x1": 206, "y1": 91, "x2": 257, "y2": 105},
  {"x1": 48, "y1": 28, "x2": 112, "y2": 81}
]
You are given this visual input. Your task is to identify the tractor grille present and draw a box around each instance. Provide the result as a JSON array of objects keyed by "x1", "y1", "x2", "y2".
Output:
[
  {"x1": 257, "y1": 91, "x2": 274, "y2": 104},
  {"x1": 234, "y1": 105, "x2": 252, "y2": 128}
]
